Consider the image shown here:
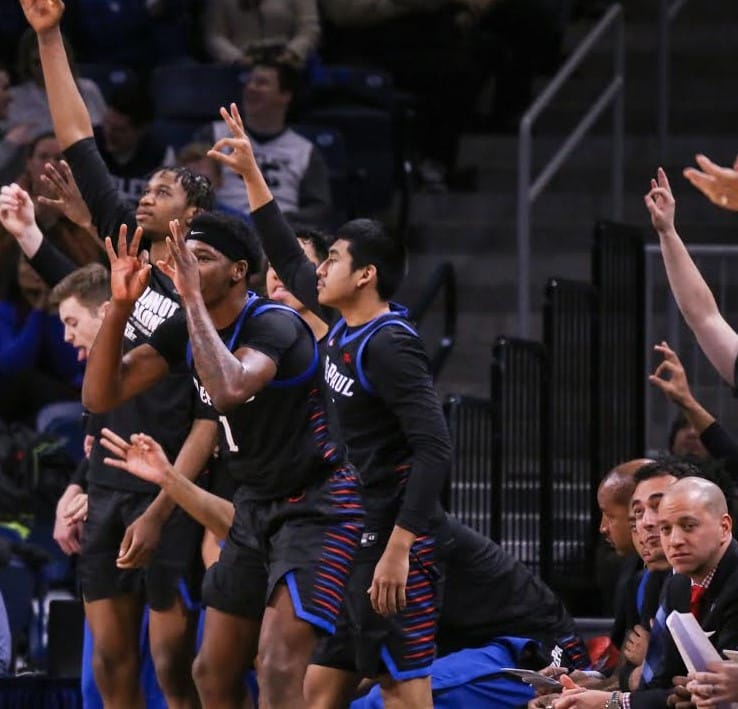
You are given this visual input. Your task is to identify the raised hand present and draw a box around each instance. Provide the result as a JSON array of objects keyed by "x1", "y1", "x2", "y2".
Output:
[
  {"x1": 683, "y1": 154, "x2": 738, "y2": 212},
  {"x1": 156, "y1": 218, "x2": 201, "y2": 303},
  {"x1": 0, "y1": 183, "x2": 37, "y2": 238},
  {"x1": 19, "y1": 0, "x2": 65, "y2": 33},
  {"x1": 38, "y1": 159, "x2": 97, "y2": 235},
  {"x1": 105, "y1": 223, "x2": 150, "y2": 305},
  {"x1": 99, "y1": 427, "x2": 171, "y2": 488},
  {"x1": 644, "y1": 167, "x2": 676, "y2": 234},
  {"x1": 649, "y1": 341, "x2": 694, "y2": 408},
  {"x1": 208, "y1": 103, "x2": 260, "y2": 178}
]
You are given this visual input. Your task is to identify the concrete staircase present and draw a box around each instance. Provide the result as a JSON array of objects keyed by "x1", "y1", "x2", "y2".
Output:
[{"x1": 400, "y1": 0, "x2": 738, "y2": 415}]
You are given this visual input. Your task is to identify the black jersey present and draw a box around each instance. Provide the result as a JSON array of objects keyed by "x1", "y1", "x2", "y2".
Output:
[
  {"x1": 150, "y1": 293, "x2": 345, "y2": 500},
  {"x1": 323, "y1": 305, "x2": 451, "y2": 534},
  {"x1": 437, "y1": 516, "x2": 578, "y2": 656},
  {"x1": 88, "y1": 267, "x2": 203, "y2": 492}
]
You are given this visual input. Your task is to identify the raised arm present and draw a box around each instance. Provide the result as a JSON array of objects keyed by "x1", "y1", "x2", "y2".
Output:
[
  {"x1": 101, "y1": 428, "x2": 234, "y2": 539},
  {"x1": 81, "y1": 226, "x2": 169, "y2": 412},
  {"x1": 20, "y1": 0, "x2": 93, "y2": 149},
  {"x1": 159, "y1": 220, "x2": 277, "y2": 411},
  {"x1": 209, "y1": 104, "x2": 324, "y2": 317},
  {"x1": 644, "y1": 167, "x2": 738, "y2": 385}
]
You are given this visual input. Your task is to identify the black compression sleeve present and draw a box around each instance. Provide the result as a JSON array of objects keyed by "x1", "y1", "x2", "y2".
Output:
[{"x1": 28, "y1": 237, "x2": 76, "y2": 287}]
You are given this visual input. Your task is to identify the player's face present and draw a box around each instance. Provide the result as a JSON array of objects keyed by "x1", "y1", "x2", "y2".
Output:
[
  {"x1": 186, "y1": 240, "x2": 243, "y2": 307},
  {"x1": 659, "y1": 489, "x2": 731, "y2": 577},
  {"x1": 632, "y1": 475, "x2": 676, "y2": 571},
  {"x1": 136, "y1": 170, "x2": 194, "y2": 241},
  {"x1": 266, "y1": 238, "x2": 320, "y2": 311},
  {"x1": 315, "y1": 239, "x2": 361, "y2": 308},
  {"x1": 58, "y1": 296, "x2": 107, "y2": 361}
]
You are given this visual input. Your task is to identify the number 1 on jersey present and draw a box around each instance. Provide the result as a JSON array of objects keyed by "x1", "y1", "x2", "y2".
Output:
[{"x1": 219, "y1": 415, "x2": 239, "y2": 453}]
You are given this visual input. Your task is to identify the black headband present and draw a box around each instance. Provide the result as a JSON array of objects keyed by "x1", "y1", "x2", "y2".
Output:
[{"x1": 186, "y1": 222, "x2": 251, "y2": 263}]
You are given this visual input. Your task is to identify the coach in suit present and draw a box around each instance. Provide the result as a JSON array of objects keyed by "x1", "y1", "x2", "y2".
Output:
[{"x1": 554, "y1": 476, "x2": 738, "y2": 709}]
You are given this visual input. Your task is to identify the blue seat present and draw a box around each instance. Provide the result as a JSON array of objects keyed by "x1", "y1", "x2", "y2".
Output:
[
  {"x1": 151, "y1": 63, "x2": 247, "y2": 122},
  {"x1": 0, "y1": 560, "x2": 34, "y2": 663},
  {"x1": 76, "y1": 63, "x2": 139, "y2": 103},
  {"x1": 292, "y1": 124, "x2": 355, "y2": 224},
  {"x1": 36, "y1": 401, "x2": 85, "y2": 463}
]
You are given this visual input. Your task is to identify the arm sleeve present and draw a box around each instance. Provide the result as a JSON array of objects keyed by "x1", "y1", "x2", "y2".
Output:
[
  {"x1": 0, "y1": 305, "x2": 43, "y2": 375},
  {"x1": 27, "y1": 237, "x2": 76, "y2": 288},
  {"x1": 365, "y1": 327, "x2": 451, "y2": 534},
  {"x1": 294, "y1": 145, "x2": 332, "y2": 225},
  {"x1": 250, "y1": 199, "x2": 327, "y2": 320},
  {"x1": 0, "y1": 140, "x2": 25, "y2": 185},
  {"x1": 700, "y1": 421, "x2": 738, "y2": 462},
  {"x1": 63, "y1": 138, "x2": 137, "y2": 239}
]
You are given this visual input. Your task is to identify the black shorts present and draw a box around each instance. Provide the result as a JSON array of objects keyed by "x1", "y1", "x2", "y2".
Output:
[
  {"x1": 79, "y1": 484, "x2": 203, "y2": 611},
  {"x1": 312, "y1": 521, "x2": 440, "y2": 680},
  {"x1": 202, "y1": 465, "x2": 364, "y2": 634}
]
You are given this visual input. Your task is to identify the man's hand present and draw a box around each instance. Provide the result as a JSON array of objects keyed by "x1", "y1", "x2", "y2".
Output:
[
  {"x1": 649, "y1": 341, "x2": 694, "y2": 408},
  {"x1": 688, "y1": 661, "x2": 738, "y2": 707},
  {"x1": 156, "y1": 219, "x2": 201, "y2": 303},
  {"x1": 38, "y1": 160, "x2": 98, "y2": 236},
  {"x1": 99, "y1": 427, "x2": 172, "y2": 489},
  {"x1": 644, "y1": 167, "x2": 676, "y2": 235},
  {"x1": 19, "y1": 0, "x2": 65, "y2": 33},
  {"x1": 548, "y1": 676, "x2": 606, "y2": 708},
  {"x1": 369, "y1": 546, "x2": 409, "y2": 616},
  {"x1": 53, "y1": 483, "x2": 84, "y2": 555},
  {"x1": 63, "y1": 491, "x2": 88, "y2": 524},
  {"x1": 0, "y1": 183, "x2": 40, "y2": 240},
  {"x1": 667, "y1": 675, "x2": 695, "y2": 708},
  {"x1": 683, "y1": 154, "x2": 738, "y2": 212},
  {"x1": 622, "y1": 624, "x2": 649, "y2": 667},
  {"x1": 105, "y1": 223, "x2": 150, "y2": 305},
  {"x1": 117, "y1": 510, "x2": 162, "y2": 568},
  {"x1": 622, "y1": 623, "x2": 650, "y2": 666},
  {"x1": 208, "y1": 103, "x2": 260, "y2": 179}
]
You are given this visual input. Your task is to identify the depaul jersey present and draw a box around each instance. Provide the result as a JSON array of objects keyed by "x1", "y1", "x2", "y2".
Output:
[
  {"x1": 87, "y1": 267, "x2": 201, "y2": 492},
  {"x1": 323, "y1": 305, "x2": 451, "y2": 534},
  {"x1": 150, "y1": 293, "x2": 346, "y2": 501}
]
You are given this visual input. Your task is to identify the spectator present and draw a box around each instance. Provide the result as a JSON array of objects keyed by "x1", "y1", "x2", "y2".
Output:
[
  {"x1": 204, "y1": 0, "x2": 321, "y2": 68},
  {"x1": 0, "y1": 62, "x2": 33, "y2": 185},
  {"x1": 96, "y1": 78, "x2": 175, "y2": 206},
  {"x1": 0, "y1": 246, "x2": 82, "y2": 424},
  {"x1": 198, "y1": 51, "x2": 332, "y2": 224},
  {"x1": 6, "y1": 28, "x2": 106, "y2": 141},
  {"x1": 6, "y1": 132, "x2": 102, "y2": 268}
]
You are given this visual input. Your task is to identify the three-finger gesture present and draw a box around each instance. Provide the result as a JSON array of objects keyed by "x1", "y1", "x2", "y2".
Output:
[
  {"x1": 208, "y1": 103, "x2": 259, "y2": 178},
  {"x1": 649, "y1": 341, "x2": 692, "y2": 408},
  {"x1": 99, "y1": 427, "x2": 170, "y2": 488},
  {"x1": 156, "y1": 219, "x2": 201, "y2": 302},
  {"x1": 644, "y1": 167, "x2": 676, "y2": 234},
  {"x1": 105, "y1": 224, "x2": 150, "y2": 305}
]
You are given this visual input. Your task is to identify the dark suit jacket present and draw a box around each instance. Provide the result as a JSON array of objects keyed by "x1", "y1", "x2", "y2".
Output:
[{"x1": 631, "y1": 538, "x2": 738, "y2": 708}]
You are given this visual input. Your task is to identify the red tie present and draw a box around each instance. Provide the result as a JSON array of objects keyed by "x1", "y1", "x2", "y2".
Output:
[{"x1": 690, "y1": 584, "x2": 706, "y2": 620}]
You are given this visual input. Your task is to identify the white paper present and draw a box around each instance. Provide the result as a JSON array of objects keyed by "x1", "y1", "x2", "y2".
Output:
[{"x1": 666, "y1": 610, "x2": 723, "y2": 674}]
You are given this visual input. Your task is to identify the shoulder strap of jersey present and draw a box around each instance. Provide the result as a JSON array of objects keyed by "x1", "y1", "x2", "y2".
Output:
[
  {"x1": 248, "y1": 301, "x2": 319, "y2": 388},
  {"x1": 355, "y1": 315, "x2": 418, "y2": 395}
]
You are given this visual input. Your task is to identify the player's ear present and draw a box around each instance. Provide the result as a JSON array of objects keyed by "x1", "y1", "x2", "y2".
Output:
[{"x1": 232, "y1": 260, "x2": 247, "y2": 283}]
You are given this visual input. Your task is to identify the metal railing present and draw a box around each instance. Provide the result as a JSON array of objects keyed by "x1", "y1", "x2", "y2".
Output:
[
  {"x1": 644, "y1": 243, "x2": 738, "y2": 454},
  {"x1": 517, "y1": 4, "x2": 625, "y2": 338},
  {"x1": 657, "y1": 0, "x2": 690, "y2": 162},
  {"x1": 408, "y1": 261, "x2": 457, "y2": 377}
]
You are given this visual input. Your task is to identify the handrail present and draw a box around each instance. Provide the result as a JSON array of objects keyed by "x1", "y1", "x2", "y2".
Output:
[
  {"x1": 657, "y1": 0, "x2": 689, "y2": 162},
  {"x1": 408, "y1": 261, "x2": 457, "y2": 377},
  {"x1": 517, "y1": 4, "x2": 625, "y2": 338}
]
